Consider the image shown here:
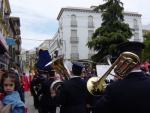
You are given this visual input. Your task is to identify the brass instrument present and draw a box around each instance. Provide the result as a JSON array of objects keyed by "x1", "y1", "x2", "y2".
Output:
[
  {"x1": 87, "y1": 52, "x2": 140, "y2": 95},
  {"x1": 45, "y1": 55, "x2": 71, "y2": 94},
  {"x1": 52, "y1": 56, "x2": 71, "y2": 80}
]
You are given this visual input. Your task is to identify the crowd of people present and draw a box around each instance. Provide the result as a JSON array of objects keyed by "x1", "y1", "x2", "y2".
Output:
[
  {"x1": 29, "y1": 41, "x2": 150, "y2": 113},
  {"x1": 29, "y1": 49, "x2": 99, "y2": 113},
  {"x1": 0, "y1": 41, "x2": 150, "y2": 113}
]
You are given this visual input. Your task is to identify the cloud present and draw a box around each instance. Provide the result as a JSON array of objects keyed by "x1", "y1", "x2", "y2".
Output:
[
  {"x1": 122, "y1": 0, "x2": 150, "y2": 25},
  {"x1": 21, "y1": 31, "x2": 53, "y2": 50},
  {"x1": 9, "y1": 0, "x2": 150, "y2": 50},
  {"x1": 10, "y1": 0, "x2": 59, "y2": 50}
]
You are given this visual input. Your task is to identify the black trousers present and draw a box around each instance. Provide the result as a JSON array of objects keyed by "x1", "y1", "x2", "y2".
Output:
[{"x1": 38, "y1": 107, "x2": 56, "y2": 113}]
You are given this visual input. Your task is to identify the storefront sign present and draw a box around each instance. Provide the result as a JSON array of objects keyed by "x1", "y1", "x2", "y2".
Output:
[{"x1": 6, "y1": 37, "x2": 16, "y2": 45}]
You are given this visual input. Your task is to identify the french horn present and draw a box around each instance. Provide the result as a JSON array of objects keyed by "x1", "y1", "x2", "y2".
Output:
[{"x1": 87, "y1": 52, "x2": 140, "y2": 95}]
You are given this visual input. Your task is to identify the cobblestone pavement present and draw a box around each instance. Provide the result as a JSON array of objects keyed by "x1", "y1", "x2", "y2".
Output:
[{"x1": 25, "y1": 91, "x2": 60, "y2": 113}]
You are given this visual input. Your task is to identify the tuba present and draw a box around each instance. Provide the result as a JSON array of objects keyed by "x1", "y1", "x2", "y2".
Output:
[
  {"x1": 45, "y1": 55, "x2": 71, "y2": 94},
  {"x1": 87, "y1": 52, "x2": 140, "y2": 95}
]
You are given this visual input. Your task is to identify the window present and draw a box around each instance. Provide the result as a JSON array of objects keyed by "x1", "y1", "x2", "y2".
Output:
[
  {"x1": 71, "y1": 44, "x2": 79, "y2": 59},
  {"x1": 88, "y1": 30, "x2": 94, "y2": 56},
  {"x1": 71, "y1": 15, "x2": 77, "y2": 27},
  {"x1": 88, "y1": 30, "x2": 94, "y2": 40},
  {"x1": 59, "y1": 21, "x2": 62, "y2": 29},
  {"x1": 71, "y1": 30, "x2": 77, "y2": 37},
  {"x1": 71, "y1": 44, "x2": 78, "y2": 53},
  {"x1": 133, "y1": 19, "x2": 138, "y2": 25},
  {"x1": 70, "y1": 30, "x2": 78, "y2": 43},
  {"x1": 88, "y1": 16, "x2": 94, "y2": 28},
  {"x1": 133, "y1": 19, "x2": 139, "y2": 30},
  {"x1": 134, "y1": 32, "x2": 140, "y2": 41}
]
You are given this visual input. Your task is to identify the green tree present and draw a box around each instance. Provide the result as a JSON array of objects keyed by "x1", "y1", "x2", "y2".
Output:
[
  {"x1": 142, "y1": 31, "x2": 150, "y2": 60},
  {"x1": 87, "y1": 0, "x2": 132, "y2": 62}
]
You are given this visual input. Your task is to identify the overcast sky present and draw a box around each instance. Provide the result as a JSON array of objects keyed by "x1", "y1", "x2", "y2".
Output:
[{"x1": 9, "y1": 0, "x2": 150, "y2": 50}]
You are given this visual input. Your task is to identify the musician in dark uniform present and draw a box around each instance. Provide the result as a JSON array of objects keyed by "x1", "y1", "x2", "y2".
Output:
[
  {"x1": 93, "y1": 41, "x2": 150, "y2": 113},
  {"x1": 30, "y1": 75, "x2": 38, "y2": 109},
  {"x1": 30, "y1": 67, "x2": 48, "y2": 110},
  {"x1": 52, "y1": 61, "x2": 88, "y2": 113},
  {"x1": 38, "y1": 69, "x2": 57, "y2": 113},
  {"x1": 30, "y1": 49, "x2": 55, "y2": 113},
  {"x1": 30, "y1": 69, "x2": 42, "y2": 109}
]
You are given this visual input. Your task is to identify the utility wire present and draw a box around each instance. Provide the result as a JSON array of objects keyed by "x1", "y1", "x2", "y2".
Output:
[{"x1": 21, "y1": 38, "x2": 51, "y2": 41}]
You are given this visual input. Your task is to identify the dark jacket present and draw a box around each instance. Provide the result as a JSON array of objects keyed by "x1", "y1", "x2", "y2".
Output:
[
  {"x1": 94, "y1": 72, "x2": 150, "y2": 113},
  {"x1": 39, "y1": 77, "x2": 56, "y2": 112},
  {"x1": 57, "y1": 76, "x2": 88, "y2": 113},
  {"x1": 30, "y1": 75, "x2": 46, "y2": 109}
]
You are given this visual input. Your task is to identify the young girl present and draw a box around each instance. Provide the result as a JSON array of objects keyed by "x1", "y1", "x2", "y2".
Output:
[{"x1": 1, "y1": 72, "x2": 25, "y2": 113}]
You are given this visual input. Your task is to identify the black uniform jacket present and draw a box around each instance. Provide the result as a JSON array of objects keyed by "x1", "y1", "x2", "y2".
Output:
[
  {"x1": 39, "y1": 77, "x2": 56, "y2": 110},
  {"x1": 94, "y1": 72, "x2": 150, "y2": 113},
  {"x1": 56, "y1": 77, "x2": 88, "y2": 113}
]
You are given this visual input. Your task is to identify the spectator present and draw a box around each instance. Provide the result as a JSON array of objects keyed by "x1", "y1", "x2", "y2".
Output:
[
  {"x1": 1, "y1": 72, "x2": 25, "y2": 113},
  {"x1": 22, "y1": 73, "x2": 29, "y2": 92}
]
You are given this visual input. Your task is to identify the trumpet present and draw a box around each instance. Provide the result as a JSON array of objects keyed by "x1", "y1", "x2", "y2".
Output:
[{"x1": 87, "y1": 52, "x2": 140, "y2": 95}]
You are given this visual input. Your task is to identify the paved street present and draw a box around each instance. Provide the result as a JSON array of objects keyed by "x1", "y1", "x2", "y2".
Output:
[
  {"x1": 25, "y1": 92, "x2": 38, "y2": 113},
  {"x1": 25, "y1": 91, "x2": 60, "y2": 113}
]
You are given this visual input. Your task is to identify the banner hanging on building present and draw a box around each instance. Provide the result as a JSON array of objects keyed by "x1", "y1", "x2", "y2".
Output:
[{"x1": 6, "y1": 37, "x2": 16, "y2": 46}]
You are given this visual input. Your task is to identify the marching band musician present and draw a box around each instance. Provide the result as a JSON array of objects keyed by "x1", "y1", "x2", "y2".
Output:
[
  {"x1": 93, "y1": 41, "x2": 150, "y2": 113},
  {"x1": 30, "y1": 67, "x2": 40, "y2": 109},
  {"x1": 30, "y1": 67, "x2": 48, "y2": 112},
  {"x1": 51, "y1": 61, "x2": 89, "y2": 113},
  {"x1": 38, "y1": 69, "x2": 57, "y2": 113},
  {"x1": 30, "y1": 49, "x2": 57, "y2": 113}
]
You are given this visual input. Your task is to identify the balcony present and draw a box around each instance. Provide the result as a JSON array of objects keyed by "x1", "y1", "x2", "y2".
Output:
[
  {"x1": 134, "y1": 25, "x2": 139, "y2": 31},
  {"x1": 71, "y1": 21, "x2": 77, "y2": 27},
  {"x1": 88, "y1": 23, "x2": 94, "y2": 28},
  {"x1": 134, "y1": 38, "x2": 141, "y2": 42},
  {"x1": 71, "y1": 53, "x2": 79, "y2": 60},
  {"x1": 88, "y1": 37, "x2": 92, "y2": 41},
  {"x1": 70, "y1": 37, "x2": 78, "y2": 43},
  {"x1": 15, "y1": 50, "x2": 21, "y2": 55}
]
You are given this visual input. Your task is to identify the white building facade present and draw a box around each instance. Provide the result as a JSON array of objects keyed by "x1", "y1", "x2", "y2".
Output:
[
  {"x1": 49, "y1": 7, "x2": 143, "y2": 61},
  {"x1": 38, "y1": 39, "x2": 52, "y2": 50}
]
